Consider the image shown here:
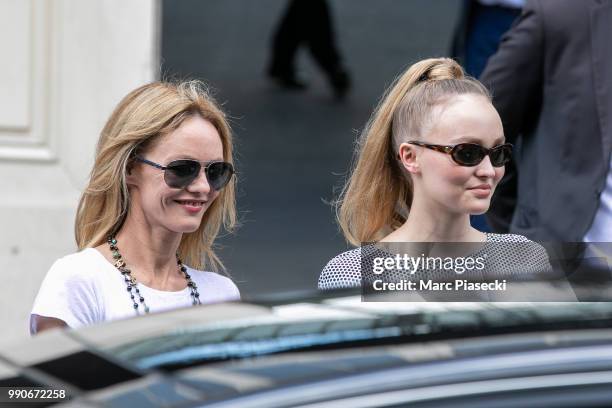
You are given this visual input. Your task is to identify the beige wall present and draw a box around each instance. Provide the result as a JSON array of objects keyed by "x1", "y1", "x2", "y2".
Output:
[{"x1": 0, "y1": 0, "x2": 160, "y2": 342}]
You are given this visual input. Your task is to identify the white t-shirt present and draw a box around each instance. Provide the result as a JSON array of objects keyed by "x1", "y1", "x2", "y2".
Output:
[{"x1": 31, "y1": 248, "x2": 240, "y2": 329}]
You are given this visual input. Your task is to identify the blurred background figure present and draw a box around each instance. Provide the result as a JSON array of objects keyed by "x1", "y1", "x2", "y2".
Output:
[
  {"x1": 451, "y1": 0, "x2": 524, "y2": 232},
  {"x1": 267, "y1": 0, "x2": 351, "y2": 99},
  {"x1": 481, "y1": 0, "x2": 612, "y2": 242},
  {"x1": 452, "y1": 0, "x2": 524, "y2": 78}
]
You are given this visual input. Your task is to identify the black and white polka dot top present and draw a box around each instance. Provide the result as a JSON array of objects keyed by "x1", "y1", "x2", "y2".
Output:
[{"x1": 318, "y1": 233, "x2": 552, "y2": 290}]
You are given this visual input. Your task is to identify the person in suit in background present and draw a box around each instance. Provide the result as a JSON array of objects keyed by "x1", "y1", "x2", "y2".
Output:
[
  {"x1": 452, "y1": 0, "x2": 524, "y2": 78},
  {"x1": 480, "y1": 0, "x2": 612, "y2": 242},
  {"x1": 451, "y1": 0, "x2": 524, "y2": 232}
]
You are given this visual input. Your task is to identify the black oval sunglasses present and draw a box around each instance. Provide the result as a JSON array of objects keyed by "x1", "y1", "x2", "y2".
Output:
[
  {"x1": 407, "y1": 141, "x2": 513, "y2": 167},
  {"x1": 135, "y1": 157, "x2": 234, "y2": 190}
]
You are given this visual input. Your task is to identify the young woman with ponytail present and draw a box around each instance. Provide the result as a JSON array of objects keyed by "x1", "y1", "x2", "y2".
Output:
[{"x1": 319, "y1": 58, "x2": 551, "y2": 290}]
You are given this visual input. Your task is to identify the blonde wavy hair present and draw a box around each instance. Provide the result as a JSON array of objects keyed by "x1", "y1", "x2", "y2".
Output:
[
  {"x1": 337, "y1": 58, "x2": 491, "y2": 245},
  {"x1": 75, "y1": 80, "x2": 236, "y2": 271}
]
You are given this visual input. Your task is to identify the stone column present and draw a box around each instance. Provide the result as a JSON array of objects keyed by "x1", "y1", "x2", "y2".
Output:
[{"x1": 0, "y1": 0, "x2": 160, "y2": 341}]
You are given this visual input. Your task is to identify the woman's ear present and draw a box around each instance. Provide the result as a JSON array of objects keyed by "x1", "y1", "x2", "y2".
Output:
[
  {"x1": 125, "y1": 159, "x2": 138, "y2": 186},
  {"x1": 398, "y1": 142, "x2": 420, "y2": 174}
]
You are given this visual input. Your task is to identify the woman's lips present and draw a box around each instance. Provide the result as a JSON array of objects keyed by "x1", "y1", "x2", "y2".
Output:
[
  {"x1": 468, "y1": 185, "x2": 492, "y2": 198},
  {"x1": 174, "y1": 200, "x2": 205, "y2": 213}
]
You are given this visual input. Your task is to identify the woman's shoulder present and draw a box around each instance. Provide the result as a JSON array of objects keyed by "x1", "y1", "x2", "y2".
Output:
[
  {"x1": 46, "y1": 248, "x2": 108, "y2": 279},
  {"x1": 33, "y1": 248, "x2": 106, "y2": 328},
  {"x1": 319, "y1": 246, "x2": 385, "y2": 290},
  {"x1": 484, "y1": 232, "x2": 547, "y2": 254},
  {"x1": 485, "y1": 232, "x2": 533, "y2": 243},
  {"x1": 484, "y1": 232, "x2": 551, "y2": 273},
  {"x1": 323, "y1": 247, "x2": 362, "y2": 267},
  {"x1": 185, "y1": 267, "x2": 241, "y2": 302}
]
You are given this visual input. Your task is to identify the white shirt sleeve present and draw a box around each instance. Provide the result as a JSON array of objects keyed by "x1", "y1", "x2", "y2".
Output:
[
  {"x1": 191, "y1": 269, "x2": 241, "y2": 303},
  {"x1": 208, "y1": 274, "x2": 241, "y2": 302},
  {"x1": 31, "y1": 257, "x2": 102, "y2": 329},
  {"x1": 225, "y1": 277, "x2": 241, "y2": 301}
]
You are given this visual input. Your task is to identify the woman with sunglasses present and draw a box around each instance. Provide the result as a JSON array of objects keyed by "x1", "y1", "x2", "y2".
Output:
[
  {"x1": 30, "y1": 81, "x2": 239, "y2": 333},
  {"x1": 319, "y1": 58, "x2": 551, "y2": 290}
]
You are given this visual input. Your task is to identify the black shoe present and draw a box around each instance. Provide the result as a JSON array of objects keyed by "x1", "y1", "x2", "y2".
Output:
[{"x1": 268, "y1": 67, "x2": 308, "y2": 90}]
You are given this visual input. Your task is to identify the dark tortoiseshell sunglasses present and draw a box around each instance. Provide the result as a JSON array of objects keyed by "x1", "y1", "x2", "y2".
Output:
[{"x1": 407, "y1": 141, "x2": 513, "y2": 167}]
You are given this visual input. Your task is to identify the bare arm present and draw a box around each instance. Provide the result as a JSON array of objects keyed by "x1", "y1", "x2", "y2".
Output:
[{"x1": 30, "y1": 314, "x2": 68, "y2": 335}]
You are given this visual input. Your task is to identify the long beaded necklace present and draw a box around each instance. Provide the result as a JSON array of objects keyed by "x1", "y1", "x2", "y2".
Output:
[{"x1": 107, "y1": 236, "x2": 201, "y2": 315}]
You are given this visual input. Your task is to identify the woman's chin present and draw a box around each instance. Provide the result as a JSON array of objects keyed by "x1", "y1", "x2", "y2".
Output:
[
  {"x1": 469, "y1": 204, "x2": 490, "y2": 215},
  {"x1": 464, "y1": 194, "x2": 492, "y2": 213},
  {"x1": 169, "y1": 220, "x2": 202, "y2": 234}
]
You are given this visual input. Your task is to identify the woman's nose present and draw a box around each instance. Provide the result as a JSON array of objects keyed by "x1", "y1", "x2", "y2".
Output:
[
  {"x1": 475, "y1": 155, "x2": 497, "y2": 177},
  {"x1": 186, "y1": 169, "x2": 212, "y2": 194}
]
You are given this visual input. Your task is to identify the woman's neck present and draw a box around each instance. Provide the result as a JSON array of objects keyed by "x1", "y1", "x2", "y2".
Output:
[
  {"x1": 98, "y1": 214, "x2": 184, "y2": 290},
  {"x1": 382, "y1": 197, "x2": 485, "y2": 243}
]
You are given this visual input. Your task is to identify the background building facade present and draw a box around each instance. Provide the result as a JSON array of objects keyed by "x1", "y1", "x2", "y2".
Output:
[{"x1": 0, "y1": 0, "x2": 160, "y2": 342}]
